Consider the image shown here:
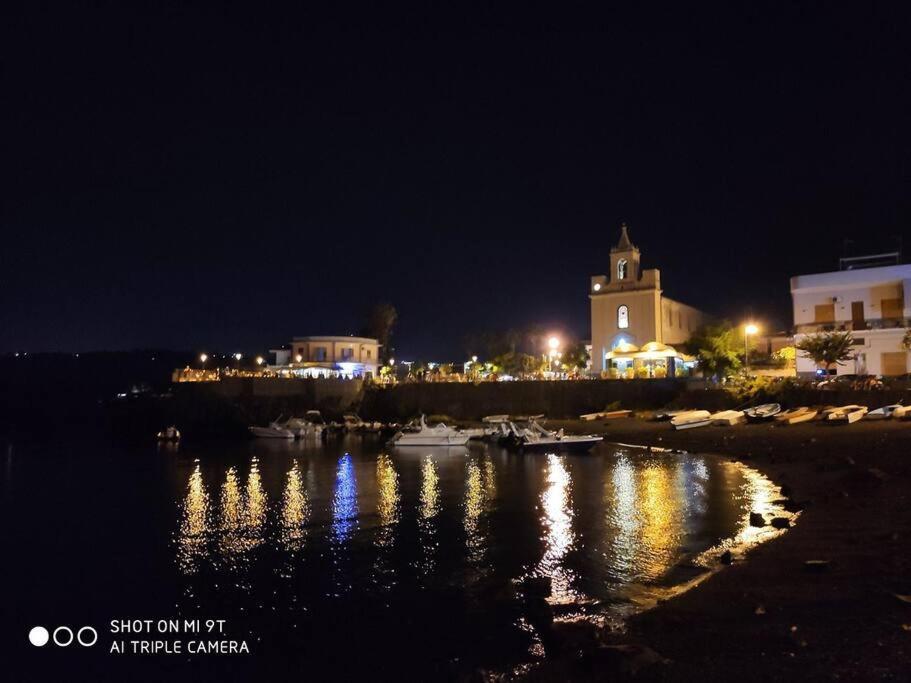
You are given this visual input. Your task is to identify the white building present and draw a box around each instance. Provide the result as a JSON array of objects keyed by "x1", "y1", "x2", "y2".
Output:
[
  {"x1": 791, "y1": 258, "x2": 910, "y2": 377},
  {"x1": 270, "y1": 336, "x2": 380, "y2": 379}
]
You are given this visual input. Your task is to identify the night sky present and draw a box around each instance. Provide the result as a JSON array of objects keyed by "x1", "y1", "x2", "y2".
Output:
[{"x1": 2, "y1": 4, "x2": 908, "y2": 359}]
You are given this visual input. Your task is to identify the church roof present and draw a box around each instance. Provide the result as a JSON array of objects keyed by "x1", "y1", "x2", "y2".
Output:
[{"x1": 612, "y1": 222, "x2": 637, "y2": 252}]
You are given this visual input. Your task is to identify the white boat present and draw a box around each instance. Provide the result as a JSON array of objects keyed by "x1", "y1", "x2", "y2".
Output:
[
  {"x1": 865, "y1": 405, "x2": 903, "y2": 420},
  {"x1": 744, "y1": 404, "x2": 782, "y2": 422},
  {"x1": 482, "y1": 414, "x2": 511, "y2": 423},
  {"x1": 508, "y1": 420, "x2": 603, "y2": 452},
  {"x1": 671, "y1": 410, "x2": 711, "y2": 429},
  {"x1": 156, "y1": 426, "x2": 181, "y2": 441},
  {"x1": 388, "y1": 416, "x2": 471, "y2": 446},
  {"x1": 710, "y1": 410, "x2": 745, "y2": 426},
  {"x1": 779, "y1": 408, "x2": 818, "y2": 425},
  {"x1": 580, "y1": 409, "x2": 632, "y2": 421},
  {"x1": 826, "y1": 405, "x2": 868, "y2": 424},
  {"x1": 249, "y1": 422, "x2": 296, "y2": 439}
]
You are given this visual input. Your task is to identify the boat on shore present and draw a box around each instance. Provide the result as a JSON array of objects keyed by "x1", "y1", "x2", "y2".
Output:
[
  {"x1": 865, "y1": 404, "x2": 903, "y2": 420},
  {"x1": 776, "y1": 407, "x2": 818, "y2": 425},
  {"x1": 388, "y1": 416, "x2": 472, "y2": 447},
  {"x1": 744, "y1": 403, "x2": 782, "y2": 422},
  {"x1": 825, "y1": 405, "x2": 869, "y2": 424},
  {"x1": 580, "y1": 409, "x2": 632, "y2": 421},
  {"x1": 710, "y1": 410, "x2": 745, "y2": 426},
  {"x1": 893, "y1": 405, "x2": 911, "y2": 420},
  {"x1": 671, "y1": 410, "x2": 712, "y2": 430}
]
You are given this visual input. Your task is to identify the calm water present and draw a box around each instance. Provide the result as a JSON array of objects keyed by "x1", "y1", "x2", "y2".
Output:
[{"x1": 5, "y1": 437, "x2": 785, "y2": 681}]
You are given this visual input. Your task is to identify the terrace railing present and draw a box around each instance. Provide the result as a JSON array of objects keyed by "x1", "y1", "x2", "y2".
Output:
[{"x1": 794, "y1": 317, "x2": 911, "y2": 334}]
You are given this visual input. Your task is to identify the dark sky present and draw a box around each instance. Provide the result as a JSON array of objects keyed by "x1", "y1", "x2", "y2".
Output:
[{"x1": 2, "y1": 3, "x2": 909, "y2": 359}]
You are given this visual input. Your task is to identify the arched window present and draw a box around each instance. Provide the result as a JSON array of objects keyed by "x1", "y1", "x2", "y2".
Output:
[
  {"x1": 617, "y1": 258, "x2": 628, "y2": 280},
  {"x1": 617, "y1": 305, "x2": 629, "y2": 329}
]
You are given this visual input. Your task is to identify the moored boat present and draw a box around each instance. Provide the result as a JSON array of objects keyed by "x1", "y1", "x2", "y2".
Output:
[
  {"x1": 156, "y1": 425, "x2": 181, "y2": 441},
  {"x1": 507, "y1": 419, "x2": 603, "y2": 452},
  {"x1": 249, "y1": 421, "x2": 296, "y2": 439},
  {"x1": 388, "y1": 415, "x2": 471, "y2": 447}
]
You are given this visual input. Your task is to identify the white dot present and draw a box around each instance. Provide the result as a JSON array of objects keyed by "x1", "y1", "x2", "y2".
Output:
[{"x1": 29, "y1": 626, "x2": 49, "y2": 647}]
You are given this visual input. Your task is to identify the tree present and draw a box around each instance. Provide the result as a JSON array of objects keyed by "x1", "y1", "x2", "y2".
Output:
[
  {"x1": 562, "y1": 342, "x2": 590, "y2": 374},
  {"x1": 795, "y1": 331, "x2": 855, "y2": 373},
  {"x1": 362, "y1": 303, "x2": 397, "y2": 362},
  {"x1": 684, "y1": 322, "x2": 742, "y2": 381}
]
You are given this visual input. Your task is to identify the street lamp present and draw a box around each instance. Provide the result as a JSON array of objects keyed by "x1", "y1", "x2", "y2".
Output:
[
  {"x1": 744, "y1": 323, "x2": 759, "y2": 373},
  {"x1": 199, "y1": 353, "x2": 208, "y2": 369},
  {"x1": 255, "y1": 356, "x2": 264, "y2": 366}
]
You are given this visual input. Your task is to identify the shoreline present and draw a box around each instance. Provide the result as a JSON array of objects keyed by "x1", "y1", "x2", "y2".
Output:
[{"x1": 525, "y1": 418, "x2": 911, "y2": 680}]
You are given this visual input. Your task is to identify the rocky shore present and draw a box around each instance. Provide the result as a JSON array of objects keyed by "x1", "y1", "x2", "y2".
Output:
[{"x1": 522, "y1": 418, "x2": 911, "y2": 681}]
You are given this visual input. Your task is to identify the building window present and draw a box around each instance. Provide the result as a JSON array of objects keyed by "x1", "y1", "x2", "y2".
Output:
[
  {"x1": 617, "y1": 305, "x2": 629, "y2": 329},
  {"x1": 365, "y1": 349, "x2": 372, "y2": 359},
  {"x1": 617, "y1": 259, "x2": 628, "y2": 280},
  {"x1": 341, "y1": 348, "x2": 354, "y2": 360},
  {"x1": 314, "y1": 347, "x2": 327, "y2": 361}
]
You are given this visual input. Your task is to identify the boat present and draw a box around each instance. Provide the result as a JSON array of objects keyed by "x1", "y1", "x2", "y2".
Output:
[
  {"x1": 482, "y1": 414, "x2": 511, "y2": 423},
  {"x1": 893, "y1": 405, "x2": 911, "y2": 420},
  {"x1": 654, "y1": 409, "x2": 690, "y2": 421},
  {"x1": 156, "y1": 426, "x2": 181, "y2": 441},
  {"x1": 710, "y1": 410, "x2": 745, "y2": 426},
  {"x1": 507, "y1": 420, "x2": 603, "y2": 453},
  {"x1": 388, "y1": 415, "x2": 472, "y2": 447},
  {"x1": 778, "y1": 408, "x2": 818, "y2": 425},
  {"x1": 825, "y1": 405, "x2": 868, "y2": 424},
  {"x1": 865, "y1": 404, "x2": 903, "y2": 420},
  {"x1": 744, "y1": 404, "x2": 782, "y2": 422},
  {"x1": 670, "y1": 410, "x2": 711, "y2": 429},
  {"x1": 249, "y1": 421, "x2": 296, "y2": 439},
  {"x1": 342, "y1": 414, "x2": 384, "y2": 432},
  {"x1": 580, "y1": 409, "x2": 632, "y2": 421},
  {"x1": 775, "y1": 407, "x2": 809, "y2": 422}
]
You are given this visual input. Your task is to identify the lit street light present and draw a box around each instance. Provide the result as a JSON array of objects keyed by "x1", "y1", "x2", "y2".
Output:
[
  {"x1": 255, "y1": 356, "x2": 264, "y2": 366},
  {"x1": 200, "y1": 353, "x2": 208, "y2": 370},
  {"x1": 744, "y1": 323, "x2": 759, "y2": 373}
]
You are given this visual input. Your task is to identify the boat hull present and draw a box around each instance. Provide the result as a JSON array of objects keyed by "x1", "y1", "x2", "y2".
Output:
[{"x1": 519, "y1": 437, "x2": 603, "y2": 453}]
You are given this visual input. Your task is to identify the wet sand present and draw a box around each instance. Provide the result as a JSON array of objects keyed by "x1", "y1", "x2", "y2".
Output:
[{"x1": 532, "y1": 417, "x2": 911, "y2": 680}]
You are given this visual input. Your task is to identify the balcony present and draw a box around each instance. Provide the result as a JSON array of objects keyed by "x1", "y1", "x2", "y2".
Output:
[{"x1": 794, "y1": 317, "x2": 911, "y2": 334}]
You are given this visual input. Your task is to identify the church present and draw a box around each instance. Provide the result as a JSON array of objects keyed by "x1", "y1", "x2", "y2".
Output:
[{"x1": 590, "y1": 224, "x2": 707, "y2": 378}]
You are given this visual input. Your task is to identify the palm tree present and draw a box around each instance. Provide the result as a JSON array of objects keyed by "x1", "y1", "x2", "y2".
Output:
[{"x1": 795, "y1": 331, "x2": 855, "y2": 374}]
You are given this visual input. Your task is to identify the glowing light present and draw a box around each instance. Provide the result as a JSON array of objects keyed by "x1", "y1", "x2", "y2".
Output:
[
  {"x1": 389, "y1": 358, "x2": 395, "y2": 365},
  {"x1": 255, "y1": 356, "x2": 264, "y2": 366},
  {"x1": 593, "y1": 282, "x2": 602, "y2": 291},
  {"x1": 548, "y1": 336, "x2": 560, "y2": 350},
  {"x1": 745, "y1": 323, "x2": 759, "y2": 336},
  {"x1": 537, "y1": 453, "x2": 578, "y2": 603},
  {"x1": 332, "y1": 454, "x2": 358, "y2": 541},
  {"x1": 199, "y1": 353, "x2": 208, "y2": 363},
  {"x1": 471, "y1": 355, "x2": 478, "y2": 363},
  {"x1": 234, "y1": 353, "x2": 242, "y2": 361},
  {"x1": 295, "y1": 354, "x2": 303, "y2": 363}
]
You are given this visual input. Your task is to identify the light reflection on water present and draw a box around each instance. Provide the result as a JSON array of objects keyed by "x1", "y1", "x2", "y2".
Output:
[{"x1": 172, "y1": 441, "x2": 790, "y2": 670}]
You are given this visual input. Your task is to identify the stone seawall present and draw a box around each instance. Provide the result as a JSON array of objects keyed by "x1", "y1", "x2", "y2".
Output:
[{"x1": 359, "y1": 379, "x2": 687, "y2": 420}]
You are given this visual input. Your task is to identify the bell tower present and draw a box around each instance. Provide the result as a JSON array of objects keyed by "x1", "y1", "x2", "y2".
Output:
[{"x1": 609, "y1": 223, "x2": 641, "y2": 286}]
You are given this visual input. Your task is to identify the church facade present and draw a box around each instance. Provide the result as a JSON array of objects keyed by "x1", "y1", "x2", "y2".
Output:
[{"x1": 590, "y1": 224, "x2": 707, "y2": 377}]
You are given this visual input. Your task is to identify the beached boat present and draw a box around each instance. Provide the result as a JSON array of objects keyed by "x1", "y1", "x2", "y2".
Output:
[
  {"x1": 864, "y1": 405, "x2": 903, "y2": 420},
  {"x1": 777, "y1": 407, "x2": 818, "y2": 425},
  {"x1": 892, "y1": 405, "x2": 911, "y2": 420},
  {"x1": 710, "y1": 410, "x2": 745, "y2": 426},
  {"x1": 654, "y1": 410, "x2": 690, "y2": 421},
  {"x1": 156, "y1": 425, "x2": 181, "y2": 441},
  {"x1": 580, "y1": 409, "x2": 632, "y2": 421},
  {"x1": 388, "y1": 416, "x2": 471, "y2": 447},
  {"x1": 671, "y1": 410, "x2": 712, "y2": 430},
  {"x1": 744, "y1": 404, "x2": 782, "y2": 422},
  {"x1": 507, "y1": 419, "x2": 603, "y2": 452},
  {"x1": 825, "y1": 405, "x2": 868, "y2": 424}
]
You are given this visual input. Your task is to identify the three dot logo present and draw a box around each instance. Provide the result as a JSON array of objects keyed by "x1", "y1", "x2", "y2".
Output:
[{"x1": 29, "y1": 626, "x2": 97, "y2": 647}]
